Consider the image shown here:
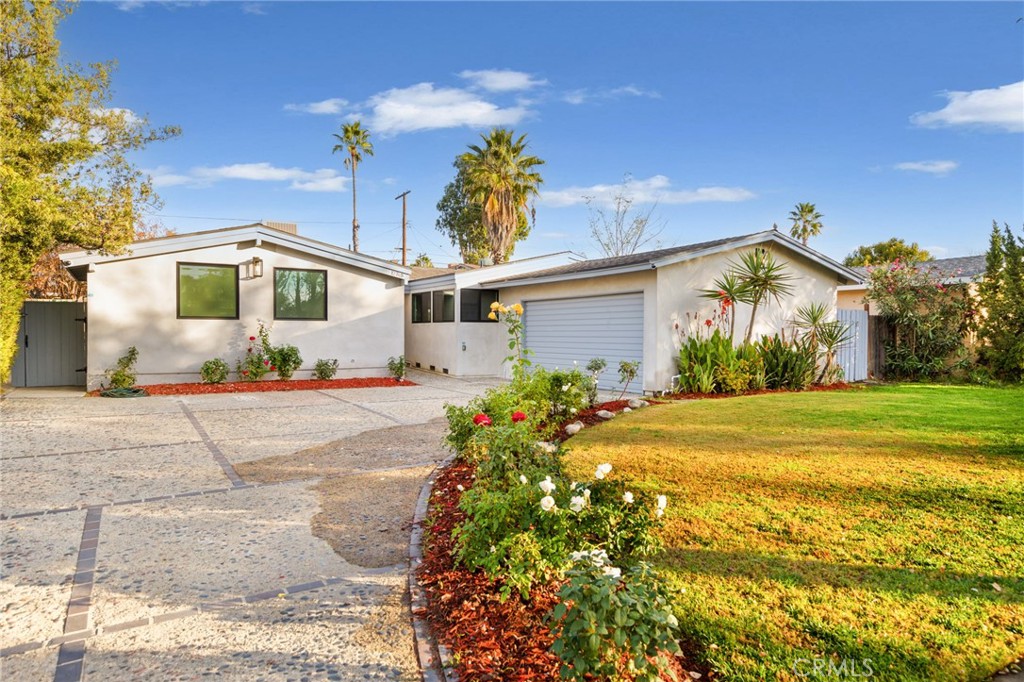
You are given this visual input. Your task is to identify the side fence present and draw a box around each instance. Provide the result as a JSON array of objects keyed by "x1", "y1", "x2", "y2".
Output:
[{"x1": 836, "y1": 309, "x2": 869, "y2": 382}]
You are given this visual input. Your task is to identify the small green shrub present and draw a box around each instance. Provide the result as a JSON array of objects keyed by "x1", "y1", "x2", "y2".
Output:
[
  {"x1": 550, "y1": 559, "x2": 681, "y2": 682},
  {"x1": 617, "y1": 360, "x2": 640, "y2": 399},
  {"x1": 758, "y1": 334, "x2": 816, "y2": 390},
  {"x1": 199, "y1": 358, "x2": 229, "y2": 384},
  {"x1": 313, "y1": 358, "x2": 339, "y2": 380},
  {"x1": 585, "y1": 357, "x2": 607, "y2": 404},
  {"x1": 269, "y1": 344, "x2": 302, "y2": 380},
  {"x1": 105, "y1": 346, "x2": 139, "y2": 389},
  {"x1": 386, "y1": 355, "x2": 406, "y2": 381}
]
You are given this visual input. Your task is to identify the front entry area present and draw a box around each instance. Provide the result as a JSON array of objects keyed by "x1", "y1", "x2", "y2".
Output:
[{"x1": 10, "y1": 301, "x2": 87, "y2": 387}]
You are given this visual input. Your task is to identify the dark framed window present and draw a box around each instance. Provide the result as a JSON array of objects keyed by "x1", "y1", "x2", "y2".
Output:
[
  {"x1": 274, "y1": 268, "x2": 327, "y2": 320},
  {"x1": 461, "y1": 289, "x2": 500, "y2": 322},
  {"x1": 177, "y1": 263, "x2": 238, "y2": 319},
  {"x1": 432, "y1": 290, "x2": 455, "y2": 323},
  {"x1": 411, "y1": 292, "x2": 432, "y2": 323}
]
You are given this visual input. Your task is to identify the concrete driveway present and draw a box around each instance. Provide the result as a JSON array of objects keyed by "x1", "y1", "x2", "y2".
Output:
[{"x1": 0, "y1": 371, "x2": 498, "y2": 682}]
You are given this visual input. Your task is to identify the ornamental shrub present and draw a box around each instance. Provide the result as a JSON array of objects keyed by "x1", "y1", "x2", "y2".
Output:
[
  {"x1": 976, "y1": 222, "x2": 1024, "y2": 382},
  {"x1": 105, "y1": 346, "x2": 139, "y2": 389},
  {"x1": 199, "y1": 358, "x2": 229, "y2": 384},
  {"x1": 313, "y1": 358, "x2": 339, "y2": 380},
  {"x1": 386, "y1": 354, "x2": 406, "y2": 381},
  {"x1": 269, "y1": 344, "x2": 302, "y2": 380},
  {"x1": 550, "y1": 559, "x2": 681, "y2": 682},
  {"x1": 757, "y1": 334, "x2": 817, "y2": 390}
]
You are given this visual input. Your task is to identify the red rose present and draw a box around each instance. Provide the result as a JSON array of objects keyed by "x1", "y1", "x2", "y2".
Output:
[
  {"x1": 249, "y1": 336, "x2": 256, "y2": 341},
  {"x1": 242, "y1": 370, "x2": 249, "y2": 376},
  {"x1": 270, "y1": 366, "x2": 276, "y2": 371},
  {"x1": 472, "y1": 413, "x2": 492, "y2": 427},
  {"x1": 264, "y1": 360, "x2": 269, "y2": 366},
  {"x1": 511, "y1": 411, "x2": 527, "y2": 423}
]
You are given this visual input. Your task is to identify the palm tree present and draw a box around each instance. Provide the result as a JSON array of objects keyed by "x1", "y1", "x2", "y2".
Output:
[
  {"x1": 459, "y1": 128, "x2": 544, "y2": 263},
  {"x1": 788, "y1": 202, "x2": 823, "y2": 246},
  {"x1": 730, "y1": 249, "x2": 797, "y2": 344},
  {"x1": 332, "y1": 121, "x2": 374, "y2": 252}
]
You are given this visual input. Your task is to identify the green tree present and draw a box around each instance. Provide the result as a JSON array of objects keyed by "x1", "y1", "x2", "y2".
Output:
[
  {"x1": 731, "y1": 249, "x2": 797, "y2": 344},
  {"x1": 1, "y1": 0, "x2": 179, "y2": 382},
  {"x1": 331, "y1": 120, "x2": 373, "y2": 253},
  {"x1": 843, "y1": 238, "x2": 933, "y2": 266},
  {"x1": 977, "y1": 221, "x2": 1024, "y2": 381},
  {"x1": 788, "y1": 202, "x2": 824, "y2": 246},
  {"x1": 460, "y1": 128, "x2": 543, "y2": 264},
  {"x1": 411, "y1": 253, "x2": 434, "y2": 267}
]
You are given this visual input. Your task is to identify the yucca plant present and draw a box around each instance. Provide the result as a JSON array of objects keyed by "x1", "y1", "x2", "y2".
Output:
[
  {"x1": 816, "y1": 320, "x2": 853, "y2": 384},
  {"x1": 730, "y1": 249, "x2": 797, "y2": 343}
]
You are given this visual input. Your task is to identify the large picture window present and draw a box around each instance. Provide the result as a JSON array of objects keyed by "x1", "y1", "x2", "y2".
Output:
[
  {"x1": 411, "y1": 292, "x2": 432, "y2": 323},
  {"x1": 177, "y1": 263, "x2": 238, "y2": 319},
  {"x1": 432, "y1": 290, "x2": 455, "y2": 323},
  {"x1": 274, "y1": 268, "x2": 327, "y2": 320},
  {"x1": 461, "y1": 289, "x2": 500, "y2": 322}
]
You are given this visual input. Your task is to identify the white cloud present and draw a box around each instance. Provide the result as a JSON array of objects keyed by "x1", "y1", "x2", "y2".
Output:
[
  {"x1": 923, "y1": 245, "x2": 950, "y2": 258},
  {"x1": 458, "y1": 69, "x2": 547, "y2": 92},
  {"x1": 911, "y1": 81, "x2": 1023, "y2": 132},
  {"x1": 543, "y1": 175, "x2": 755, "y2": 208},
  {"x1": 241, "y1": 2, "x2": 266, "y2": 14},
  {"x1": 562, "y1": 85, "x2": 660, "y2": 105},
  {"x1": 362, "y1": 83, "x2": 530, "y2": 135},
  {"x1": 148, "y1": 162, "x2": 346, "y2": 192},
  {"x1": 894, "y1": 160, "x2": 959, "y2": 176},
  {"x1": 284, "y1": 98, "x2": 348, "y2": 115}
]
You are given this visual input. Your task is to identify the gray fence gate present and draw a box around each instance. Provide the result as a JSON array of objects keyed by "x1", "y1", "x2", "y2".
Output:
[
  {"x1": 836, "y1": 309, "x2": 868, "y2": 382},
  {"x1": 10, "y1": 301, "x2": 87, "y2": 387}
]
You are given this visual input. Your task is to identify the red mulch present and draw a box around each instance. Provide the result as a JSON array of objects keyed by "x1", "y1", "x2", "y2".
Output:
[
  {"x1": 666, "y1": 382, "x2": 856, "y2": 401},
  {"x1": 550, "y1": 399, "x2": 630, "y2": 442},
  {"x1": 417, "y1": 461, "x2": 702, "y2": 681},
  {"x1": 88, "y1": 377, "x2": 415, "y2": 396}
]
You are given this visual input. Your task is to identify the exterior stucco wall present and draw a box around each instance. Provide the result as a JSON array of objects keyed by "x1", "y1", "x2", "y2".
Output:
[
  {"x1": 403, "y1": 294, "x2": 458, "y2": 374},
  {"x1": 86, "y1": 241, "x2": 404, "y2": 389},
  {"x1": 837, "y1": 287, "x2": 876, "y2": 314},
  {"x1": 496, "y1": 271, "x2": 658, "y2": 387},
  {"x1": 657, "y1": 245, "x2": 841, "y2": 391}
]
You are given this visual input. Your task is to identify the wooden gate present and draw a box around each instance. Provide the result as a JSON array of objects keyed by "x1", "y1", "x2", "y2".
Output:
[
  {"x1": 10, "y1": 301, "x2": 87, "y2": 387},
  {"x1": 836, "y1": 309, "x2": 868, "y2": 382}
]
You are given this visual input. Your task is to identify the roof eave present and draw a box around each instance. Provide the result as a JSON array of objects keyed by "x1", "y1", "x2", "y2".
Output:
[{"x1": 483, "y1": 261, "x2": 655, "y2": 288}]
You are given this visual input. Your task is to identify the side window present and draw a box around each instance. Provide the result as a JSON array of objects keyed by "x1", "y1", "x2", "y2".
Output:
[
  {"x1": 411, "y1": 292, "x2": 432, "y2": 323},
  {"x1": 432, "y1": 290, "x2": 455, "y2": 323},
  {"x1": 460, "y1": 289, "x2": 499, "y2": 322},
  {"x1": 274, "y1": 268, "x2": 327, "y2": 320},
  {"x1": 177, "y1": 263, "x2": 238, "y2": 319}
]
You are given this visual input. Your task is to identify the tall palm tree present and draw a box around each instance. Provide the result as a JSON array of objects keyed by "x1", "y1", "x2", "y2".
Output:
[
  {"x1": 788, "y1": 202, "x2": 823, "y2": 246},
  {"x1": 730, "y1": 248, "x2": 797, "y2": 344},
  {"x1": 332, "y1": 121, "x2": 374, "y2": 252},
  {"x1": 459, "y1": 128, "x2": 544, "y2": 263}
]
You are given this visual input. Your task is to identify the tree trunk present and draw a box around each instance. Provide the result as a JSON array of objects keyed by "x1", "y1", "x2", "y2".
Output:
[
  {"x1": 350, "y1": 159, "x2": 359, "y2": 252},
  {"x1": 744, "y1": 297, "x2": 761, "y2": 344}
]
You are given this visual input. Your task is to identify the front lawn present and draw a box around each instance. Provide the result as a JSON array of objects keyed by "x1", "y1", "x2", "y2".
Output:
[{"x1": 565, "y1": 384, "x2": 1024, "y2": 681}]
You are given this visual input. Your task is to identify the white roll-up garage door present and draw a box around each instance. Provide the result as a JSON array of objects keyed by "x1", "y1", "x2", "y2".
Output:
[{"x1": 523, "y1": 292, "x2": 643, "y2": 393}]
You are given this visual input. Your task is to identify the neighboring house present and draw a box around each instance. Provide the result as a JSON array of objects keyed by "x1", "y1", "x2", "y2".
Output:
[
  {"x1": 47, "y1": 222, "x2": 409, "y2": 390},
  {"x1": 837, "y1": 255, "x2": 986, "y2": 314},
  {"x1": 404, "y1": 252, "x2": 577, "y2": 378},
  {"x1": 410, "y1": 229, "x2": 860, "y2": 394}
]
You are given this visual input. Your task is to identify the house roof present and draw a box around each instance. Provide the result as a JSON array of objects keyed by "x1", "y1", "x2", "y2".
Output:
[
  {"x1": 62, "y1": 222, "x2": 411, "y2": 281},
  {"x1": 483, "y1": 229, "x2": 861, "y2": 288},
  {"x1": 409, "y1": 265, "x2": 456, "y2": 280},
  {"x1": 405, "y1": 251, "x2": 578, "y2": 293},
  {"x1": 846, "y1": 254, "x2": 987, "y2": 286}
]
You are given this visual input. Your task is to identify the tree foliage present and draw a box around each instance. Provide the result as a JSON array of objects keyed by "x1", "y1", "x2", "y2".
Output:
[
  {"x1": 331, "y1": 120, "x2": 373, "y2": 252},
  {"x1": 586, "y1": 180, "x2": 664, "y2": 257},
  {"x1": 865, "y1": 260, "x2": 974, "y2": 380},
  {"x1": 788, "y1": 202, "x2": 824, "y2": 246},
  {"x1": 843, "y1": 238, "x2": 933, "y2": 267},
  {"x1": 411, "y1": 252, "x2": 434, "y2": 267},
  {"x1": 976, "y1": 222, "x2": 1024, "y2": 381},
  {"x1": 729, "y1": 249, "x2": 797, "y2": 344},
  {"x1": 460, "y1": 128, "x2": 543, "y2": 264},
  {"x1": 1, "y1": 0, "x2": 179, "y2": 382}
]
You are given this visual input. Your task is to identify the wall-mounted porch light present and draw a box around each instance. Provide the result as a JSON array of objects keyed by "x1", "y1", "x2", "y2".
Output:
[{"x1": 250, "y1": 256, "x2": 264, "y2": 278}]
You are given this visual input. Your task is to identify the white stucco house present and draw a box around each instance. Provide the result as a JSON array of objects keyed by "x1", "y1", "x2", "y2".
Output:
[
  {"x1": 59, "y1": 222, "x2": 410, "y2": 389},
  {"x1": 406, "y1": 229, "x2": 860, "y2": 394}
]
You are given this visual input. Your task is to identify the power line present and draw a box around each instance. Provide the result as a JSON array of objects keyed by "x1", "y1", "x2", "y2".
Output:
[{"x1": 144, "y1": 212, "x2": 400, "y2": 225}]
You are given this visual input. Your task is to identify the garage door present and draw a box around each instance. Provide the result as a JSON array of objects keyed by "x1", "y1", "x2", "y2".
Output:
[{"x1": 523, "y1": 292, "x2": 643, "y2": 393}]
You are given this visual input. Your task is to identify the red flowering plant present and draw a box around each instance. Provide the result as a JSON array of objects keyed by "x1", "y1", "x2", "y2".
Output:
[{"x1": 236, "y1": 323, "x2": 273, "y2": 381}]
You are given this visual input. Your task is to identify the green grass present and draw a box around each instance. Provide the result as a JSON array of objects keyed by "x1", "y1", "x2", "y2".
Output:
[{"x1": 565, "y1": 384, "x2": 1024, "y2": 681}]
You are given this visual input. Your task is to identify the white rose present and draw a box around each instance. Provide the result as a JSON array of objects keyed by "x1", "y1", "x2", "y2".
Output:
[
  {"x1": 623, "y1": 491, "x2": 634, "y2": 504},
  {"x1": 657, "y1": 494, "x2": 668, "y2": 510},
  {"x1": 656, "y1": 509, "x2": 664, "y2": 518},
  {"x1": 540, "y1": 495, "x2": 557, "y2": 512},
  {"x1": 583, "y1": 488, "x2": 591, "y2": 503},
  {"x1": 595, "y1": 463, "x2": 612, "y2": 480},
  {"x1": 519, "y1": 474, "x2": 528, "y2": 485},
  {"x1": 539, "y1": 476, "x2": 556, "y2": 494},
  {"x1": 570, "y1": 408, "x2": 577, "y2": 414},
  {"x1": 569, "y1": 496, "x2": 586, "y2": 512},
  {"x1": 562, "y1": 384, "x2": 570, "y2": 392},
  {"x1": 602, "y1": 566, "x2": 622, "y2": 579}
]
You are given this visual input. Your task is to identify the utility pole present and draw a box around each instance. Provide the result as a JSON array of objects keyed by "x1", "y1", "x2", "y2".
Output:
[{"x1": 395, "y1": 190, "x2": 411, "y2": 266}]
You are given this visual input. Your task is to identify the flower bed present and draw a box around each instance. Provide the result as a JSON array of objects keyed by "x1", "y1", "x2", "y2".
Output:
[
  {"x1": 665, "y1": 381, "x2": 855, "y2": 401},
  {"x1": 89, "y1": 377, "x2": 415, "y2": 396}
]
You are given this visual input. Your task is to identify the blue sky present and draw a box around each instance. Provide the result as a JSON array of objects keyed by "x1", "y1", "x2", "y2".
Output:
[{"x1": 62, "y1": 1, "x2": 1023, "y2": 264}]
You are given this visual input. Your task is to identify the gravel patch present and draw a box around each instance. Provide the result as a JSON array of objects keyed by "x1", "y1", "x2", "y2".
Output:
[
  {"x1": 0, "y1": 646, "x2": 59, "y2": 679},
  {"x1": 0, "y1": 412, "x2": 196, "y2": 459}
]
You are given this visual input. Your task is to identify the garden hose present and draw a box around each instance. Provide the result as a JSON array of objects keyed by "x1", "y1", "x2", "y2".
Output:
[{"x1": 99, "y1": 387, "x2": 149, "y2": 398}]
